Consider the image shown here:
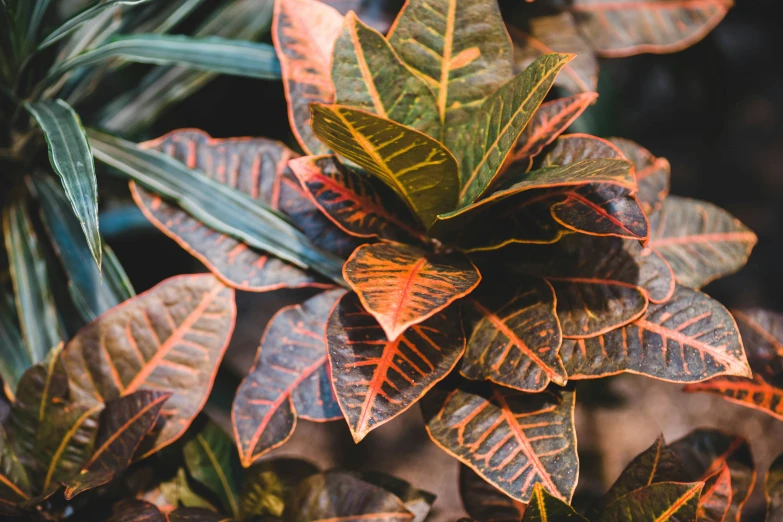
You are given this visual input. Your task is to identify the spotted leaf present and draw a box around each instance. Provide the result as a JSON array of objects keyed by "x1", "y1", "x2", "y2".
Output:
[
  {"x1": 232, "y1": 290, "x2": 345, "y2": 466},
  {"x1": 422, "y1": 385, "x2": 578, "y2": 503}
]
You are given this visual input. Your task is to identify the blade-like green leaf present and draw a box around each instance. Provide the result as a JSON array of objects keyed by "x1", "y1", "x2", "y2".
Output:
[
  {"x1": 0, "y1": 285, "x2": 29, "y2": 395},
  {"x1": 2, "y1": 199, "x2": 61, "y2": 366},
  {"x1": 183, "y1": 422, "x2": 239, "y2": 518},
  {"x1": 310, "y1": 104, "x2": 459, "y2": 227},
  {"x1": 25, "y1": 100, "x2": 101, "y2": 271},
  {"x1": 39, "y1": 0, "x2": 153, "y2": 51},
  {"x1": 48, "y1": 34, "x2": 281, "y2": 87},
  {"x1": 458, "y1": 53, "x2": 574, "y2": 205},
  {"x1": 88, "y1": 130, "x2": 346, "y2": 285},
  {"x1": 32, "y1": 175, "x2": 133, "y2": 323}
]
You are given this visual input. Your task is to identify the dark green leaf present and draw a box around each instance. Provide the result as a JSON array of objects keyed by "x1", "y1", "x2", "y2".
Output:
[
  {"x1": 240, "y1": 458, "x2": 318, "y2": 519},
  {"x1": 596, "y1": 482, "x2": 702, "y2": 522},
  {"x1": 0, "y1": 427, "x2": 31, "y2": 511},
  {"x1": 183, "y1": 422, "x2": 239, "y2": 518},
  {"x1": 522, "y1": 483, "x2": 587, "y2": 521},
  {"x1": 25, "y1": 100, "x2": 101, "y2": 270},
  {"x1": 0, "y1": 285, "x2": 29, "y2": 395}
]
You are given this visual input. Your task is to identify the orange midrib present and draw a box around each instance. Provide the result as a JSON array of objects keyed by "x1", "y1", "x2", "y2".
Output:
[
  {"x1": 653, "y1": 485, "x2": 700, "y2": 522},
  {"x1": 388, "y1": 257, "x2": 428, "y2": 337},
  {"x1": 651, "y1": 231, "x2": 756, "y2": 247}
]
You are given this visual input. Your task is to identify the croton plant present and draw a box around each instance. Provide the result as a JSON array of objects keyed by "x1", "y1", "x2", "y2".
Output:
[{"x1": 3, "y1": 0, "x2": 782, "y2": 520}]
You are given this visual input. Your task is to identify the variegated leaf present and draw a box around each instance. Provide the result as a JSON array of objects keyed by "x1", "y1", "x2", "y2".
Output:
[
  {"x1": 62, "y1": 274, "x2": 236, "y2": 458},
  {"x1": 560, "y1": 286, "x2": 751, "y2": 382},
  {"x1": 232, "y1": 290, "x2": 345, "y2": 467},
  {"x1": 523, "y1": 483, "x2": 587, "y2": 521},
  {"x1": 289, "y1": 155, "x2": 423, "y2": 243},
  {"x1": 461, "y1": 275, "x2": 566, "y2": 392},
  {"x1": 422, "y1": 385, "x2": 578, "y2": 503},
  {"x1": 274, "y1": 0, "x2": 343, "y2": 155},
  {"x1": 609, "y1": 138, "x2": 670, "y2": 216},
  {"x1": 327, "y1": 292, "x2": 464, "y2": 442},
  {"x1": 697, "y1": 464, "x2": 732, "y2": 522},
  {"x1": 649, "y1": 196, "x2": 756, "y2": 289},
  {"x1": 332, "y1": 12, "x2": 439, "y2": 136},
  {"x1": 542, "y1": 133, "x2": 625, "y2": 166},
  {"x1": 0, "y1": 427, "x2": 31, "y2": 514},
  {"x1": 310, "y1": 104, "x2": 459, "y2": 227},
  {"x1": 596, "y1": 482, "x2": 702, "y2": 522},
  {"x1": 566, "y1": 0, "x2": 733, "y2": 57},
  {"x1": 343, "y1": 242, "x2": 480, "y2": 341}
]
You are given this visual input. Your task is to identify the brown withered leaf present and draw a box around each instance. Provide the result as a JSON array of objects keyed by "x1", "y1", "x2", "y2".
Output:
[
  {"x1": 284, "y1": 471, "x2": 414, "y2": 522},
  {"x1": 566, "y1": 0, "x2": 733, "y2": 57},
  {"x1": 596, "y1": 481, "x2": 702, "y2": 522},
  {"x1": 669, "y1": 429, "x2": 756, "y2": 522},
  {"x1": 332, "y1": 12, "x2": 440, "y2": 137},
  {"x1": 327, "y1": 292, "x2": 465, "y2": 442},
  {"x1": 460, "y1": 275, "x2": 566, "y2": 392},
  {"x1": 767, "y1": 453, "x2": 783, "y2": 522},
  {"x1": 288, "y1": 155, "x2": 423, "y2": 243},
  {"x1": 684, "y1": 309, "x2": 783, "y2": 421},
  {"x1": 609, "y1": 138, "x2": 670, "y2": 216},
  {"x1": 63, "y1": 274, "x2": 236, "y2": 458},
  {"x1": 648, "y1": 196, "x2": 756, "y2": 289},
  {"x1": 560, "y1": 285, "x2": 750, "y2": 382},
  {"x1": 422, "y1": 385, "x2": 578, "y2": 503},
  {"x1": 274, "y1": 0, "x2": 343, "y2": 154},
  {"x1": 133, "y1": 129, "x2": 357, "y2": 292},
  {"x1": 387, "y1": 0, "x2": 514, "y2": 154},
  {"x1": 343, "y1": 242, "x2": 480, "y2": 342},
  {"x1": 459, "y1": 465, "x2": 525, "y2": 522},
  {"x1": 522, "y1": 483, "x2": 587, "y2": 522},
  {"x1": 509, "y1": 12, "x2": 598, "y2": 95},
  {"x1": 64, "y1": 391, "x2": 170, "y2": 499},
  {"x1": 232, "y1": 290, "x2": 345, "y2": 467}
]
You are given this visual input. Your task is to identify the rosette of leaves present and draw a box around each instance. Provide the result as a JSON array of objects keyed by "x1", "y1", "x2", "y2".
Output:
[
  {"x1": 0, "y1": 0, "x2": 286, "y2": 398},
  {"x1": 460, "y1": 429, "x2": 755, "y2": 522},
  {"x1": 102, "y1": 0, "x2": 755, "y2": 506}
]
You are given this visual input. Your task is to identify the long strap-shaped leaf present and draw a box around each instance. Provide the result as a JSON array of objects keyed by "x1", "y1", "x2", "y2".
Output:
[
  {"x1": 183, "y1": 422, "x2": 240, "y2": 518},
  {"x1": 0, "y1": 286, "x2": 30, "y2": 395},
  {"x1": 38, "y1": 0, "x2": 152, "y2": 50},
  {"x1": 25, "y1": 100, "x2": 101, "y2": 270},
  {"x1": 88, "y1": 130, "x2": 346, "y2": 285}
]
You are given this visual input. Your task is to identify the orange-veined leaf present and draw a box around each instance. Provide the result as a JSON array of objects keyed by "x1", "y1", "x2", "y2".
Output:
[
  {"x1": 500, "y1": 93, "x2": 598, "y2": 177},
  {"x1": 273, "y1": 0, "x2": 343, "y2": 154},
  {"x1": 684, "y1": 309, "x2": 783, "y2": 421},
  {"x1": 509, "y1": 12, "x2": 598, "y2": 95},
  {"x1": 596, "y1": 481, "x2": 702, "y2": 522},
  {"x1": 767, "y1": 453, "x2": 783, "y2": 522},
  {"x1": 310, "y1": 104, "x2": 459, "y2": 227},
  {"x1": 289, "y1": 155, "x2": 423, "y2": 243},
  {"x1": 609, "y1": 138, "x2": 670, "y2": 217},
  {"x1": 0, "y1": 427, "x2": 31, "y2": 514},
  {"x1": 62, "y1": 274, "x2": 236, "y2": 458},
  {"x1": 560, "y1": 286, "x2": 751, "y2": 382},
  {"x1": 232, "y1": 289, "x2": 345, "y2": 467},
  {"x1": 459, "y1": 465, "x2": 525, "y2": 522},
  {"x1": 542, "y1": 133, "x2": 625, "y2": 166},
  {"x1": 284, "y1": 471, "x2": 414, "y2": 522},
  {"x1": 458, "y1": 53, "x2": 574, "y2": 204},
  {"x1": 332, "y1": 12, "x2": 439, "y2": 137},
  {"x1": 343, "y1": 242, "x2": 480, "y2": 341},
  {"x1": 669, "y1": 429, "x2": 755, "y2": 522},
  {"x1": 327, "y1": 292, "x2": 464, "y2": 442},
  {"x1": 422, "y1": 385, "x2": 578, "y2": 503},
  {"x1": 239, "y1": 457, "x2": 318, "y2": 519},
  {"x1": 566, "y1": 0, "x2": 733, "y2": 57},
  {"x1": 697, "y1": 464, "x2": 733, "y2": 522},
  {"x1": 648, "y1": 196, "x2": 756, "y2": 289},
  {"x1": 522, "y1": 483, "x2": 587, "y2": 522},
  {"x1": 64, "y1": 391, "x2": 170, "y2": 499},
  {"x1": 460, "y1": 275, "x2": 566, "y2": 392},
  {"x1": 132, "y1": 129, "x2": 358, "y2": 292},
  {"x1": 387, "y1": 0, "x2": 514, "y2": 153}
]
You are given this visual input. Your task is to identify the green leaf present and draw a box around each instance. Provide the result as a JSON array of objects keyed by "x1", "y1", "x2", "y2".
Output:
[
  {"x1": 2, "y1": 198, "x2": 61, "y2": 365},
  {"x1": 47, "y1": 34, "x2": 281, "y2": 88},
  {"x1": 310, "y1": 104, "x2": 459, "y2": 227},
  {"x1": 25, "y1": 100, "x2": 101, "y2": 271},
  {"x1": 239, "y1": 458, "x2": 318, "y2": 519},
  {"x1": 32, "y1": 175, "x2": 134, "y2": 323},
  {"x1": 387, "y1": 0, "x2": 514, "y2": 152},
  {"x1": 39, "y1": 0, "x2": 153, "y2": 51},
  {"x1": 183, "y1": 422, "x2": 239, "y2": 518},
  {"x1": 332, "y1": 12, "x2": 439, "y2": 137},
  {"x1": 457, "y1": 53, "x2": 574, "y2": 205},
  {"x1": 0, "y1": 285, "x2": 29, "y2": 395},
  {"x1": 596, "y1": 482, "x2": 702, "y2": 522},
  {"x1": 88, "y1": 130, "x2": 346, "y2": 285},
  {"x1": 0, "y1": 426, "x2": 31, "y2": 510},
  {"x1": 523, "y1": 483, "x2": 587, "y2": 521}
]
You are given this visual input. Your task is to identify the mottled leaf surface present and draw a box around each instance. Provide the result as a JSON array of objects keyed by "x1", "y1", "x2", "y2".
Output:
[
  {"x1": 233, "y1": 290, "x2": 344, "y2": 466},
  {"x1": 423, "y1": 386, "x2": 578, "y2": 503},
  {"x1": 310, "y1": 104, "x2": 459, "y2": 227},
  {"x1": 609, "y1": 138, "x2": 670, "y2": 216},
  {"x1": 459, "y1": 465, "x2": 525, "y2": 522},
  {"x1": 343, "y1": 242, "x2": 479, "y2": 341},
  {"x1": 522, "y1": 483, "x2": 587, "y2": 521},
  {"x1": 461, "y1": 275, "x2": 565, "y2": 392},
  {"x1": 328, "y1": 292, "x2": 464, "y2": 442},
  {"x1": 596, "y1": 482, "x2": 702, "y2": 522},
  {"x1": 649, "y1": 196, "x2": 756, "y2": 289},
  {"x1": 63, "y1": 274, "x2": 236, "y2": 458}
]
